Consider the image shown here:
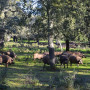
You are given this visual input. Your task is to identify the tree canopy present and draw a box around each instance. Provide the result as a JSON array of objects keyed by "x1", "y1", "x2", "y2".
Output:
[{"x1": 0, "y1": 0, "x2": 89, "y2": 42}]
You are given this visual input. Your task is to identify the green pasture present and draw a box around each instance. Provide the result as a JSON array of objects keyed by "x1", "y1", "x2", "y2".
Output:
[{"x1": 0, "y1": 41, "x2": 90, "y2": 90}]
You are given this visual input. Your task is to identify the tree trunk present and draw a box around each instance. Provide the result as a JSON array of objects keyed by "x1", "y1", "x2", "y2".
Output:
[
  {"x1": 0, "y1": 41, "x2": 4, "y2": 48},
  {"x1": 0, "y1": 30, "x2": 5, "y2": 48},
  {"x1": 37, "y1": 38, "x2": 39, "y2": 46},
  {"x1": 66, "y1": 39, "x2": 69, "y2": 51},
  {"x1": 56, "y1": 39, "x2": 63, "y2": 52},
  {"x1": 47, "y1": 0, "x2": 55, "y2": 69},
  {"x1": 48, "y1": 36, "x2": 55, "y2": 69},
  {"x1": 59, "y1": 41, "x2": 63, "y2": 52}
]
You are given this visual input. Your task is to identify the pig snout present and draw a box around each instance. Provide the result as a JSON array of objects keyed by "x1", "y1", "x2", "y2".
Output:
[{"x1": 79, "y1": 60, "x2": 83, "y2": 64}]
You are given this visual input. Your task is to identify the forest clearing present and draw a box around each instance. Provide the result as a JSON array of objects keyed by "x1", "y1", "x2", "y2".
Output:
[{"x1": 0, "y1": 40, "x2": 90, "y2": 90}]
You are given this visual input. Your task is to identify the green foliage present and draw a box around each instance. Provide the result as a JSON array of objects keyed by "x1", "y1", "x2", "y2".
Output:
[
  {"x1": 0, "y1": 0, "x2": 89, "y2": 43},
  {"x1": 33, "y1": 0, "x2": 89, "y2": 43},
  {"x1": 75, "y1": 29, "x2": 88, "y2": 42}
]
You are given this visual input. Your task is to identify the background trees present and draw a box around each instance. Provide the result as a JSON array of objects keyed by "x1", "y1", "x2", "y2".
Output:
[
  {"x1": 0, "y1": 0, "x2": 89, "y2": 43},
  {"x1": 0, "y1": 0, "x2": 89, "y2": 59},
  {"x1": 51, "y1": 0, "x2": 89, "y2": 51}
]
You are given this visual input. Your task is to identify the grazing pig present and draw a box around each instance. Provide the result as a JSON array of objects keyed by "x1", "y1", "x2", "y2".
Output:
[
  {"x1": 43, "y1": 52, "x2": 49, "y2": 55},
  {"x1": 0, "y1": 50, "x2": 16, "y2": 59},
  {"x1": 43, "y1": 55, "x2": 50, "y2": 67},
  {"x1": 69, "y1": 54, "x2": 83, "y2": 66},
  {"x1": 5, "y1": 51, "x2": 16, "y2": 59},
  {"x1": 73, "y1": 52, "x2": 86, "y2": 58},
  {"x1": 43, "y1": 52, "x2": 62, "y2": 57},
  {"x1": 33, "y1": 53, "x2": 45, "y2": 60},
  {"x1": 62, "y1": 51, "x2": 73, "y2": 57},
  {"x1": 0, "y1": 55, "x2": 14, "y2": 67},
  {"x1": 59, "y1": 54, "x2": 69, "y2": 68},
  {"x1": 54, "y1": 52, "x2": 62, "y2": 57},
  {"x1": 62, "y1": 51, "x2": 85, "y2": 58},
  {"x1": 42, "y1": 55, "x2": 58, "y2": 70}
]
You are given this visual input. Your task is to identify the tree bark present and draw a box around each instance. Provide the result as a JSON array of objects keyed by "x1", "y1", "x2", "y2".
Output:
[
  {"x1": 56, "y1": 39, "x2": 63, "y2": 51},
  {"x1": 36, "y1": 38, "x2": 39, "y2": 46},
  {"x1": 47, "y1": 0, "x2": 55, "y2": 69},
  {"x1": 0, "y1": 30, "x2": 5, "y2": 48},
  {"x1": 66, "y1": 39, "x2": 69, "y2": 51},
  {"x1": 48, "y1": 36, "x2": 55, "y2": 69},
  {"x1": 59, "y1": 41, "x2": 63, "y2": 52}
]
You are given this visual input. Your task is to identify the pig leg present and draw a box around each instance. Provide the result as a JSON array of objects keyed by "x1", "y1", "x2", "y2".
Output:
[
  {"x1": 60, "y1": 63, "x2": 62, "y2": 68},
  {"x1": 70, "y1": 63, "x2": 72, "y2": 67},
  {"x1": 64, "y1": 64, "x2": 65, "y2": 68},
  {"x1": 43, "y1": 63, "x2": 46, "y2": 70},
  {"x1": 5, "y1": 63, "x2": 8, "y2": 68}
]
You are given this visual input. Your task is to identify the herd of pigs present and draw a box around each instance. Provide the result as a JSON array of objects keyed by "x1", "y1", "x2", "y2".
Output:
[
  {"x1": 0, "y1": 49, "x2": 86, "y2": 70},
  {"x1": 34, "y1": 51, "x2": 85, "y2": 70}
]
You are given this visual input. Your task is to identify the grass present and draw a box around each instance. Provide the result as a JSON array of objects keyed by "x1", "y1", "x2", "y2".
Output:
[{"x1": 0, "y1": 40, "x2": 90, "y2": 90}]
